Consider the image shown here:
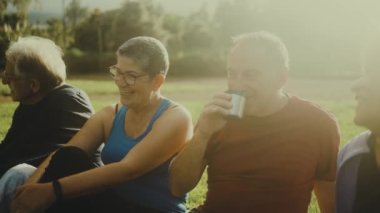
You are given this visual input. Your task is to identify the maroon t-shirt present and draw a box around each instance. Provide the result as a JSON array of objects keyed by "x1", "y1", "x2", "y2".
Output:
[{"x1": 202, "y1": 96, "x2": 340, "y2": 213}]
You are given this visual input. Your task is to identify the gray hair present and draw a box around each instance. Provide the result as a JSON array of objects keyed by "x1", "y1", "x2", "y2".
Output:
[
  {"x1": 117, "y1": 36, "x2": 169, "y2": 76},
  {"x1": 6, "y1": 36, "x2": 66, "y2": 91},
  {"x1": 232, "y1": 31, "x2": 289, "y2": 71}
]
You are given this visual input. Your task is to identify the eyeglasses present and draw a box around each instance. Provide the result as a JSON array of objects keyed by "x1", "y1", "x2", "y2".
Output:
[{"x1": 109, "y1": 66, "x2": 148, "y2": 86}]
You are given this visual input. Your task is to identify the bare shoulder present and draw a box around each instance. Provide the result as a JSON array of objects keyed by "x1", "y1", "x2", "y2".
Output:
[
  {"x1": 148, "y1": 101, "x2": 193, "y2": 146},
  {"x1": 88, "y1": 104, "x2": 118, "y2": 128},
  {"x1": 161, "y1": 101, "x2": 192, "y2": 124},
  {"x1": 149, "y1": 101, "x2": 193, "y2": 134}
]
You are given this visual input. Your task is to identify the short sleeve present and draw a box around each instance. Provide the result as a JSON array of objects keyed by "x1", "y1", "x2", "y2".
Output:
[
  {"x1": 203, "y1": 126, "x2": 228, "y2": 163},
  {"x1": 315, "y1": 113, "x2": 340, "y2": 181},
  {"x1": 46, "y1": 85, "x2": 94, "y2": 144}
]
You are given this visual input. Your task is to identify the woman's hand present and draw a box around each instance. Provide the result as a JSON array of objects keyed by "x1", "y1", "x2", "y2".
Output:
[{"x1": 11, "y1": 183, "x2": 55, "y2": 213}]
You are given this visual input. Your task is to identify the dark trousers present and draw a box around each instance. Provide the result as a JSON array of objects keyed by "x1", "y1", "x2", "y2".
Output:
[{"x1": 40, "y1": 146, "x2": 163, "y2": 213}]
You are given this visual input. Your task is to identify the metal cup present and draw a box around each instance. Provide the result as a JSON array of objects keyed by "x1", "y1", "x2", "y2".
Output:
[{"x1": 226, "y1": 90, "x2": 246, "y2": 119}]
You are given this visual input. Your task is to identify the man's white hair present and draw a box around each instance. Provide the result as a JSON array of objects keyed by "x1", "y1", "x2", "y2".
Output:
[
  {"x1": 6, "y1": 36, "x2": 66, "y2": 86},
  {"x1": 232, "y1": 31, "x2": 289, "y2": 71}
]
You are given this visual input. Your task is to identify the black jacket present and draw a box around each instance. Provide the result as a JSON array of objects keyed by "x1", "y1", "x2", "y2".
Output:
[{"x1": 0, "y1": 84, "x2": 94, "y2": 176}]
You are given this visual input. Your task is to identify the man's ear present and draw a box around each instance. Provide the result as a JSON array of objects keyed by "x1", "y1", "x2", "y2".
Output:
[
  {"x1": 30, "y1": 79, "x2": 41, "y2": 94},
  {"x1": 153, "y1": 73, "x2": 165, "y2": 91}
]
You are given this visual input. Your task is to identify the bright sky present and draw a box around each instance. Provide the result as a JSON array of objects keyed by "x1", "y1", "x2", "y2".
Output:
[{"x1": 30, "y1": 0, "x2": 218, "y2": 15}]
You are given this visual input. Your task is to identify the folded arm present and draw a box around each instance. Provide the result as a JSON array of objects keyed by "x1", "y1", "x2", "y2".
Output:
[{"x1": 12, "y1": 105, "x2": 192, "y2": 212}]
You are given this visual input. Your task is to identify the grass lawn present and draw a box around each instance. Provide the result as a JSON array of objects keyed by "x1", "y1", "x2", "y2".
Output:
[{"x1": 0, "y1": 76, "x2": 364, "y2": 212}]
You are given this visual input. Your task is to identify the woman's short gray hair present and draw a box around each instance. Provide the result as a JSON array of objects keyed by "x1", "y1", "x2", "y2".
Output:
[
  {"x1": 6, "y1": 36, "x2": 66, "y2": 91},
  {"x1": 117, "y1": 36, "x2": 169, "y2": 76},
  {"x1": 232, "y1": 31, "x2": 289, "y2": 71}
]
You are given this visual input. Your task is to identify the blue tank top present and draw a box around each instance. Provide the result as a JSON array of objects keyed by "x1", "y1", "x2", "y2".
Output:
[{"x1": 101, "y1": 99, "x2": 186, "y2": 213}]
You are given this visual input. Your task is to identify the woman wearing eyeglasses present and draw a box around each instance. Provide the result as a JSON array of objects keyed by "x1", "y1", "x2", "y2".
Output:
[{"x1": 9, "y1": 36, "x2": 193, "y2": 213}]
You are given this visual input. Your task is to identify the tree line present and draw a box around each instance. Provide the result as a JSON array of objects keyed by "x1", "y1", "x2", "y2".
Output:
[{"x1": 1, "y1": 0, "x2": 370, "y2": 78}]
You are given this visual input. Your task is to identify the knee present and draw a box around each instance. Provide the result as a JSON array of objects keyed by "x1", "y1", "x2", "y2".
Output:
[
  {"x1": 2, "y1": 164, "x2": 36, "y2": 183},
  {"x1": 0, "y1": 164, "x2": 36, "y2": 202},
  {"x1": 46, "y1": 146, "x2": 95, "y2": 178},
  {"x1": 53, "y1": 146, "x2": 87, "y2": 160},
  {"x1": 50, "y1": 146, "x2": 88, "y2": 165}
]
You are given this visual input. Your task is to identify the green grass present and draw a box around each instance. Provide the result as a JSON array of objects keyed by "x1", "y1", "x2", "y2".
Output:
[
  {"x1": 319, "y1": 101, "x2": 365, "y2": 146},
  {"x1": 0, "y1": 102, "x2": 17, "y2": 138},
  {"x1": 0, "y1": 77, "x2": 364, "y2": 212}
]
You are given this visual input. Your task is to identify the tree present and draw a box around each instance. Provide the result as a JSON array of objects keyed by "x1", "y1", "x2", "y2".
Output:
[
  {"x1": 65, "y1": 0, "x2": 88, "y2": 29},
  {"x1": 213, "y1": 0, "x2": 260, "y2": 49},
  {"x1": 109, "y1": 0, "x2": 164, "y2": 49},
  {"x1": 0, "y1": 0, "x2": 34, "y2": 41},
  {"x1": 74, "y1": 0, "x2": 167, "y2": 52},
  {"x1": 74, "y1": 9, "x2": 108, "y2": 52},
  {"x1": 0, "y1": 0, "x2": 37, "y2": 71}
]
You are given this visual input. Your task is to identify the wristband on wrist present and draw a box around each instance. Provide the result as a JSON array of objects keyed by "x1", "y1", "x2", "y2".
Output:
[{"x1": 52, "y1": 179, "x2": 63, "y2": 203}]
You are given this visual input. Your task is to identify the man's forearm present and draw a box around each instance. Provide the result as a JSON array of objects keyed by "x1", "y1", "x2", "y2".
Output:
[
  {"x1": 314, "y1": 180, "x2": 336, "y2": 213},
  {"x1": 169, "y1": 130, "x2": 210, "y2": 197}
]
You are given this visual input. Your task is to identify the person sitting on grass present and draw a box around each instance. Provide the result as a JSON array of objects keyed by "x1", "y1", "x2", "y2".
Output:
[
  {"x1": 0, "y1": 36, "x2": 95, "y2": 176},
  {"x1": 336, "y1": 38, "x2": 380, "y2": 213},
  {"x1": 169, "y1": 31, "x2": 340, "y2": 213},
  {"x1": 0, "y1": 36, "x2": 95, "y2": 210},
  {"x1": 7, "y1": 36, "x2": 192, "y2": 213}
]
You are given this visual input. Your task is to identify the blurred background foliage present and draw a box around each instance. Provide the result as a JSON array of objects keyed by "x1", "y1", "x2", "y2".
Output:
[{"x1": 0, "y1": 0, "x2": 378, "y2": 78}]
